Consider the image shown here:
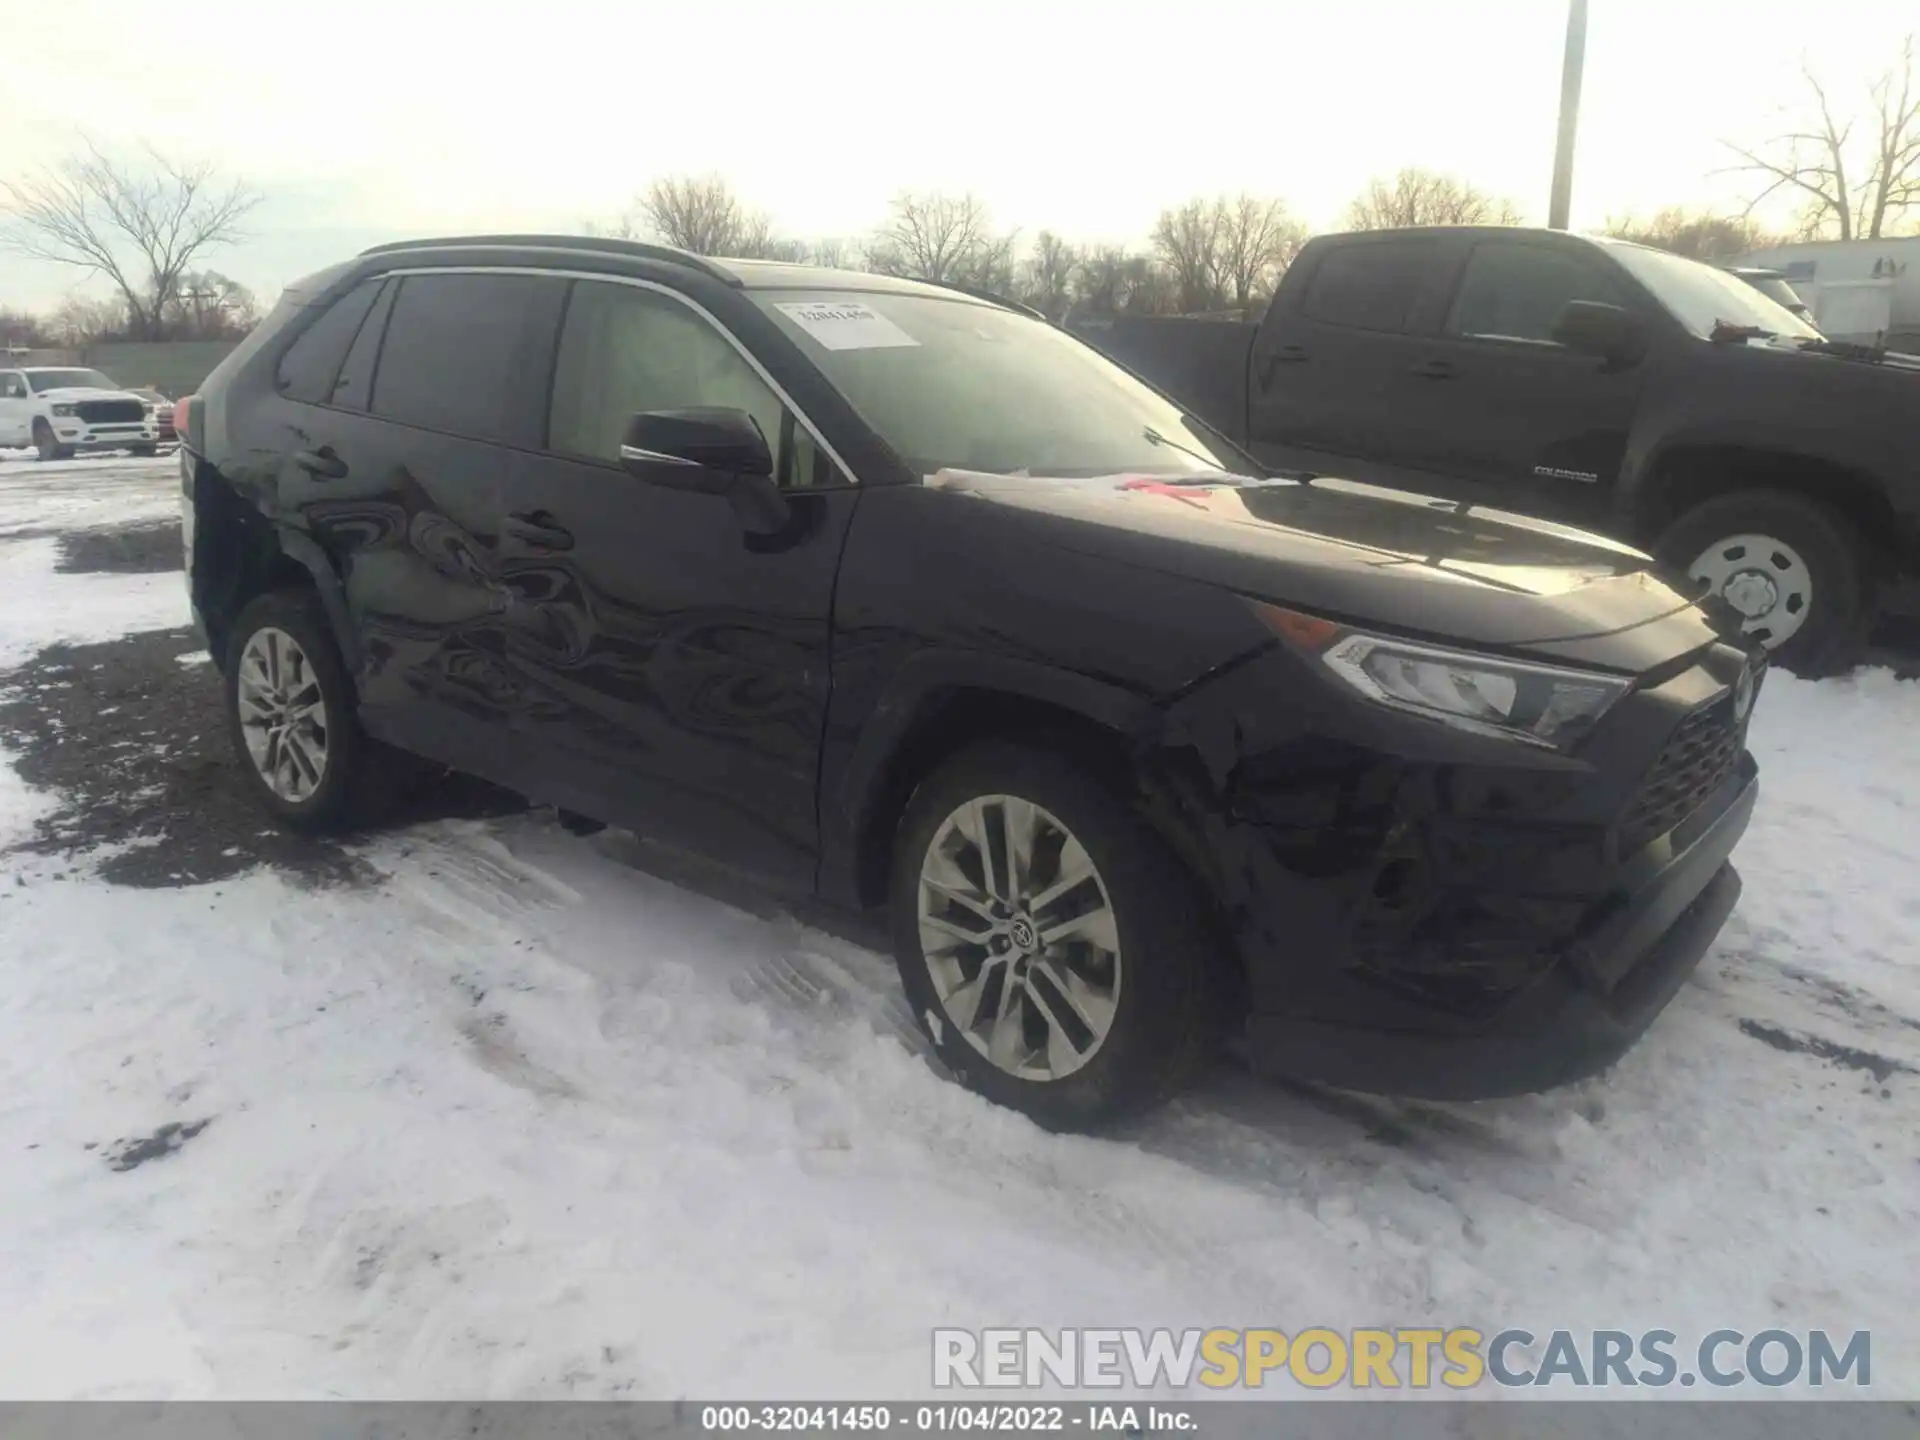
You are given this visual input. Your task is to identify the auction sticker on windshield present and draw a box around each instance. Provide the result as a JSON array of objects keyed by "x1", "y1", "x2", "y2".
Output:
[{"x1": 774, "y1": 300, "x2": 921, "y2": 350}]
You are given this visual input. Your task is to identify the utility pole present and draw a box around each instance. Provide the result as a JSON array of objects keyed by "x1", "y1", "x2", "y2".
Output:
[{"x1": 1548, "y1": 0, "x2": 1589, "y2": 229}]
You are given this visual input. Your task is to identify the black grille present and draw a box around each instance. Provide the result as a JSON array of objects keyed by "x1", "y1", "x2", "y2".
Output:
[
  {"x1": 76, "y1": 399, "x2": 145, "y2": 424},
  {"x1": 1618, "y1": 698, "x2": 1743, "y2": 856}
]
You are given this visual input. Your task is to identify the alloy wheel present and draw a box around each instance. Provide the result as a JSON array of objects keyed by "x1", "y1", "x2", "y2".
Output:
[
  {"x1": 236, "y1": 626, "x2": 330, "y2": 802},
  {"x1": 917, "y1": 794, "x2": 1122, "y2": 1082},
  {"x1": 1688, "y1": 532, "x2": 1813, "y2": 650}
]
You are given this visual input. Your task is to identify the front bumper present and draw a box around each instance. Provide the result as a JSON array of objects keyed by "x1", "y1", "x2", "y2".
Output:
[
  {"x1": 1243, "y1": 767, "x2": 1753, "y2": 1098},
  {"x1": 1156, "y1": 634, "x2": 1762, "y2": 1101},
  {"x1": 51, "y1": 420, "x2": 159, "y2": 450}
]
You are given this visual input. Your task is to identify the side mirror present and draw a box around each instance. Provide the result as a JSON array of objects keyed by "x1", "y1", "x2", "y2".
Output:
[
  {"x1": 620, "y1": 407, "x2": 772, "y2": 479},
  {"x1": 619, "y1": 407, "x2": 789, "y2": 534},
  {"x1": 1551, "y1": 301, "x2": 1645, "y2": 362}
]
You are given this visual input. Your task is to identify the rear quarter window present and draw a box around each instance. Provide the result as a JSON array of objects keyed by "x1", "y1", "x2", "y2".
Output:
[
  {"x1": 1300, "y1": 238, "x2": 1440, "y2": 334},
  {"x1": 328, "y1": 281, "x2": 396, "y2": 412},
  {"x1": 274, "y1": 278, "x2": 385, "y2": 404}
]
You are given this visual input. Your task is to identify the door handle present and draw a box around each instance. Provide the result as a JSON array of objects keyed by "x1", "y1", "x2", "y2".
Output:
[
  {"x1": 1258, "y1": 345, "x2": 1308, "y2": 387},
  {"x1": 502, "y1": 510, "x2": 575, "y2": 552},
  {"x1": 1409, "y1": 359, "x2": 1458, "y2": 380},
  {"x1": 293, "y1": 446, "x2": 347, "y2": 479}
]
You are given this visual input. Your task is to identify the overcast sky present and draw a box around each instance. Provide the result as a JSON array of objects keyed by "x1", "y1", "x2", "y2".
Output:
[{"x1": 3, "y1": 0, "x2": 1915, "y2": 311}]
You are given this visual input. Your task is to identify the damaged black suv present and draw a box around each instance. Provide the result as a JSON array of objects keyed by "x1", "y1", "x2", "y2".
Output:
[{"x1": 177, "y1": 235, "x2": 1765, "y2": 1129}]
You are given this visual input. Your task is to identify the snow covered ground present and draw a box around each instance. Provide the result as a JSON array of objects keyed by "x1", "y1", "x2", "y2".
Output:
[
  {"x1": 0, "y1": 455, "x2": 1915, "y2": 1402},
  {"x1": 0, "y1": 447, "x2": 183, "y2": 536}
]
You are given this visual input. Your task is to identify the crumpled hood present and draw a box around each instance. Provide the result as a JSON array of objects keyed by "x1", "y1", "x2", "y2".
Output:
[{"x1": 925, "y1": 469, "x2": 1725, "y2": 667}]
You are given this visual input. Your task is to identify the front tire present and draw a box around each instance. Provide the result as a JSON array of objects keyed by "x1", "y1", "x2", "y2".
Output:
[
  {"x1": 224, "y1": 590, "x2": 377, "y2": 834},
  {"x1": 1655, "y1": 489, "x2": 1873, "y2": 677},
  {"x1": 32, "y1": 420, "x2": 71, "y2": 463},
  {"x1": 889, "y1": 740, "x2": 1227, "y2": 1131}
]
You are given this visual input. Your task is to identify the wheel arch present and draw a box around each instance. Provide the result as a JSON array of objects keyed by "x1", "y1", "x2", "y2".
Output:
[
  {"x1": 194, "y1": 469, "x2": 359, "y2": 680},
  {"x1": 827, "y1": 653, "x2": 1165, "y2": 913},
  {"x1": 1626, "y1": 441, "x2": 1903, "y2": 576}
]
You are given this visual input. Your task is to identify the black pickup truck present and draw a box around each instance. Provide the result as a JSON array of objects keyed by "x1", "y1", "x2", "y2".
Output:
[{"x1": 1068, "y1": 227, "x2": 1920, "y2": 674}]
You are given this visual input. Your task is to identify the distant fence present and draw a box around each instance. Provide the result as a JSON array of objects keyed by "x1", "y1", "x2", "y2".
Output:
[
  {"x1": 1064, "y1": 313, "x2": 1256, "y2": 414},
  {"x1": 4, "y1": 341, "x2": 240, "y2": 399}
]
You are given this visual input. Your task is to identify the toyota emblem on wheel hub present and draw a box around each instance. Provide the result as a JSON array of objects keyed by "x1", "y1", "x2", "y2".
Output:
[{"x1": 1009, "y1": 917, "x2": 1037, "y2": 950}]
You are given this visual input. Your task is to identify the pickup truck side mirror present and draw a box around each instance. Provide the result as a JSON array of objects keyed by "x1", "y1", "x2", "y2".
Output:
[
  {"x1": 1551, "y1": 301, "x2": 1645, "y2": 362},
  {"x1": 619, "y1": 407, "x2": 791, "y2": 535}
]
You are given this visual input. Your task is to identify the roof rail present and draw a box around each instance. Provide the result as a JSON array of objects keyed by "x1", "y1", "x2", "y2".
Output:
[
  {"x1": 357, "y1": 234, "x2": 739, "y2": 284},
  {"x1": 917, "y1": 277, "x2": 1047, "y2": 321}
]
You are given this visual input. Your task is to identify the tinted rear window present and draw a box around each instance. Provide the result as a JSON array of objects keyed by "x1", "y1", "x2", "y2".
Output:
[
  {"x1": 328, "y1": 280, "x2": 395, "y2": 411},
  {"x1": 1301, "y1": 238, "x2": 1439, "y2": 333},
  {"x1": 370, "y1": 272, "x2": 559, "y2": 443},
  {"x1": 274, "y1": 279, "x2": 384, "y2": 403}
]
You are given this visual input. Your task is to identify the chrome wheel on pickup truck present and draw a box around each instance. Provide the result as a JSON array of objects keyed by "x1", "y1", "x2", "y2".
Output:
[
  {"x1": 1687, "y1": 532, "x2": 1813, "y2": 651},
  {"x1": 1657, "y1": 488, "x2": 1872, "y2": 677}
]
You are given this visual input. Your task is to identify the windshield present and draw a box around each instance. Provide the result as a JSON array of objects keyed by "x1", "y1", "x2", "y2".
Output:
[
  {"x1": 1601, "y1": 243, "x2": 1821, "y2": 341},
  {"x1": 27, "y1": 369, "x2": 118, "y2": 393},
  {"x1": 1745, "y1": 276, "x2": 1810, "y2": 316},
  {"x1": 750, "y1": 291, "x2": 1253, "y2": 479}
]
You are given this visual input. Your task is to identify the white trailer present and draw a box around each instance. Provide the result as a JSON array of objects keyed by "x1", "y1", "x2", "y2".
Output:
[{"x1": 1734, "y1": 236, "x2": 1920, "y2": 350}]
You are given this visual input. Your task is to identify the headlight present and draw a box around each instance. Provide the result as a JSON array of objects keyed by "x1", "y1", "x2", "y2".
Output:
[
  {"x1": 52, "y1": 404, "x2": 78, "y2": 417},
  {"x1": 1250, "y1": 602, "x2": 1632, "y2": 750}
]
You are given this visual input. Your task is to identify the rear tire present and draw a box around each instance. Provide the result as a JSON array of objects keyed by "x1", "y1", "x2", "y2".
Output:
[
  {"x1": 1655, "y1": 488, "x2": 1873, "y2": 677},
  {"x1": 224, "y1": 590, "x2": 384, "y2": 834},
  {"x1": 888, "y1": 739, "x2": 1228, "y2": 1131}
]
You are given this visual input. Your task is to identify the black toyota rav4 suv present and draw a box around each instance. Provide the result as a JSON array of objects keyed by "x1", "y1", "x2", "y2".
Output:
[{"x1": 177, "y1": 235, "x2": 1765, "y2": 1129}]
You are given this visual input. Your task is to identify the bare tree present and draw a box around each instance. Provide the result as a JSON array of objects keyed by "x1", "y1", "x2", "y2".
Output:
[
  {"x1": 1123, "y1": 254, "x2": 1181, "y2": 315},
  {"x1": 634, "y1": 174, "x2": 743, "y2": 253},
  {"x1": 1726, "y1": 36, "x2": 1920, "y2": 240},
  {"x1": 1150, "y1": 195, "x2": 1302, "y2": 314},
  {"x1": 1019, "y1": 231, "x2": 1082, "y2": 318},
  {"x1": 1076, "y1": 246, "x2": 1132, "y2": 314},
  {"x1": 1603, "y1": 208, "x2": 1780, "y2": 262},
  {"x1": 622, "y1": 173, "x2": 800, "y2": 259},
  {"x1": 1151, "y1": 198, "x2": 1226, "y2": 312},
  {"x1": 869, "y1": 192, "x2": 1017, "y2": 289},
  {"x1": 45, "y1": 295, "x2": 128, "y2": 347},
  {"x1": 735, "y1": 211, "x2": 810, "y2": 263},
  {"x1": 1346, "y1": 168, "x2": 1524, "y2": 230},
  {"x1": 1077, "y1": 246, "x2": 1179, "y2": 316},
  {"x1": 1, "y1": 307, "x2": 57, "y2": 349},
  {"x1": 165, "y1": 270, "x2": 260, "y2": 339},
  {"x1": 1, "y1": 142, "x2": 260, "y2": 341},
  {"x1": 807, "y1": 237, "x2": 857, "y2": 269},
  {"x1": 1215, "y1": 195, "x2": 1306, "y2": 309}
]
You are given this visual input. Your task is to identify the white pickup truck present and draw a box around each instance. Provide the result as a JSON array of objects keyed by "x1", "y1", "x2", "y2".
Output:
[{"x1": 0, "y1": 366, "x2": 162, "y2": 461}]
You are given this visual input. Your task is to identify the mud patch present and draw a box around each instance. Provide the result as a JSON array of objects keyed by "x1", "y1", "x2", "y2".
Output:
[
  {"x1": 56, "y1": 520, "x2": 182, "y2": 575},
  {"x1": 103, "y1": 1118, "x2": 211, "y2": 1172},
  {"x1": 1737, "y1": 1019, "x2": 1914, "y2": 1082},
  {"x1": 0, "y1": 626, "x2": 524, "y2": 889},
  {"x1": 460, "y1": 1015, "x2": 581, "y2": 1100}
]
